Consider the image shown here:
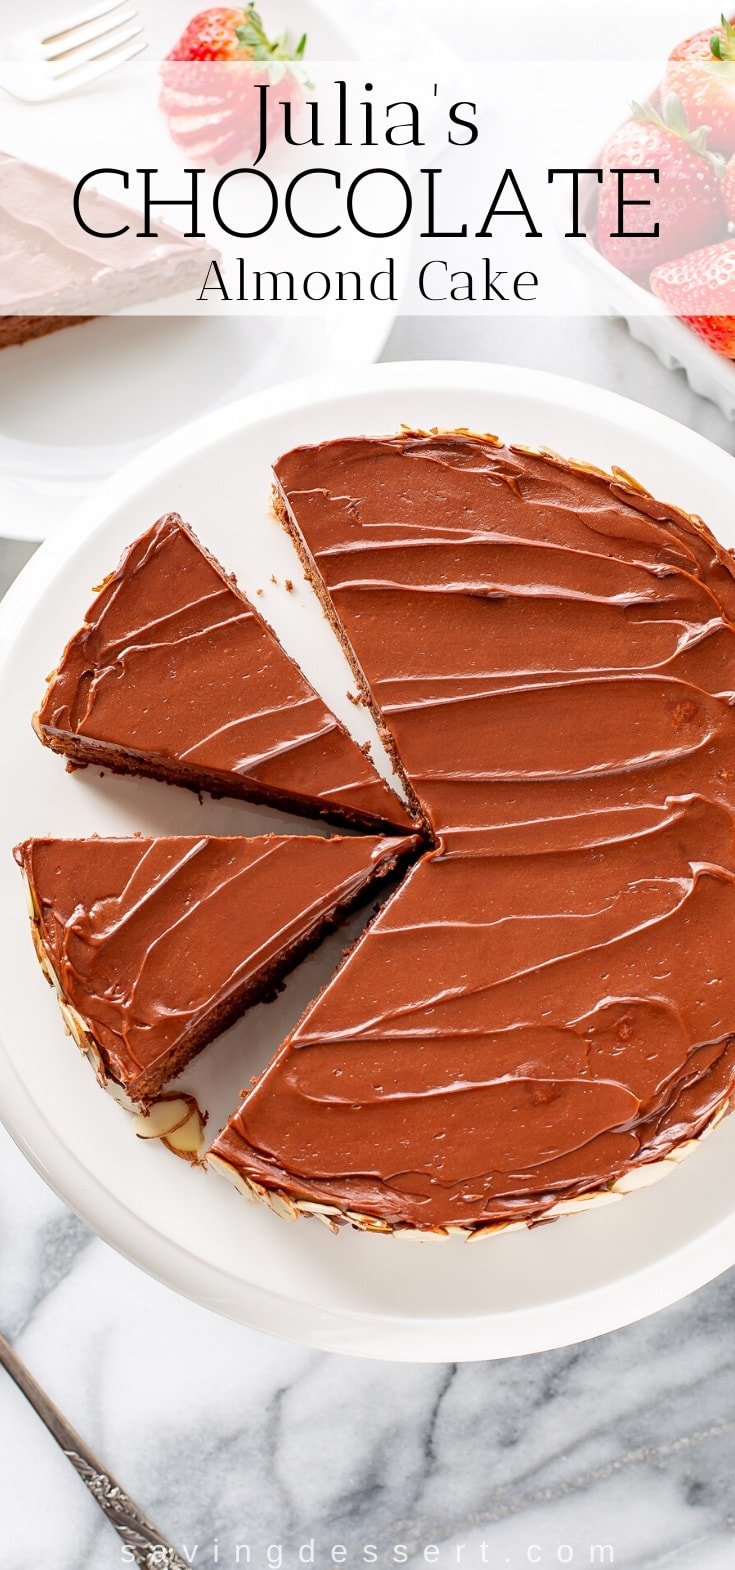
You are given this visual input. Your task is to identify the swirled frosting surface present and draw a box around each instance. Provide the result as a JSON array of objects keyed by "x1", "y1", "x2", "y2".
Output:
[
  {"x1": 274, "y1": 435, "x2": 735, "y2": 852},
  {"x1": 37, "y1": 513, "x2": 412, "y2": 832},
  {"x1": 211, "y1": 434, "x2": 735, "y2": 1228}
]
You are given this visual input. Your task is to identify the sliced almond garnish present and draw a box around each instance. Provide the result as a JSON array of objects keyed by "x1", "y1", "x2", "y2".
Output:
[
  {"x1": 133, "y1": 1096, "x2": 195, "y2": 1141},
  {"x1": 163, "y1": 1106, "x2": 206, "y2": 1161},
  {"x1": 133, "y1": 1095, "x2": 206, "y2": 1163}
]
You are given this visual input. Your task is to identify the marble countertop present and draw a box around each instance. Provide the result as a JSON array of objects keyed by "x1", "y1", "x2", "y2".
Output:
[{"x1": 2, "y1": 314, "x2": 735, "y2": 1570}]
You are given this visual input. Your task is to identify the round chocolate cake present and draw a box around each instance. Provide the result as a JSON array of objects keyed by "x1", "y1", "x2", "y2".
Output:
[{"x1": 21, "y1": 430, "x2": 735, "y2": 1237}]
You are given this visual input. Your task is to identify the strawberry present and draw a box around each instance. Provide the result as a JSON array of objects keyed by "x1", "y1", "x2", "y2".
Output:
[
  {"x1": 664, "y1": 15, "x2": 735, "y2": 155},
  {"x1": 160, "y1": 5, "x2": 307, "y2": 166},
  {"x1": 650, "y1": 239, "x2": 735, "y2": 356},
  {"x1": 595, "y1": 97, "x2": 725, "y2": 285},
  {"x1": 167, "y1": 6, "x2": 256, "y2": 61}
]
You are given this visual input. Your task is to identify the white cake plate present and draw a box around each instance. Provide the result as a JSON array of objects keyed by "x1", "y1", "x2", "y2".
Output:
[{"x1": 1, "y1": 361, "x2": 735, "y2": 1361}]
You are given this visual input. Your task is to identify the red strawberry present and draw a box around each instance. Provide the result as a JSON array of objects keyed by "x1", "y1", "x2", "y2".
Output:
[
  {"x1": 650, "y1": 239, "x2": 735, "y2": 355},
  {"x1": 664, "y1": 15, "x2": 735, "y2": 155},
  {"x1": 160, "y1": 5, "x2": 307, "y2": 166},
  {"x1": 595, "y1": 97, "x2": 725, "y2": 284},
  {"x1": 167, "y1": 6, "x2": 253, "y2": 61}
]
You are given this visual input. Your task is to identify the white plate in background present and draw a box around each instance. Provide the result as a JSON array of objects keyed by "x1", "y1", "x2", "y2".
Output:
[
  {"x1": 0, "y1": 315, "x2": 395, "y2": 541},
  {"x1": 0, "y1": 0, "x2": 396, "y2": 541},
  {"x1": 2, "y1": 360, "x2": 735, "y2": 1362}
]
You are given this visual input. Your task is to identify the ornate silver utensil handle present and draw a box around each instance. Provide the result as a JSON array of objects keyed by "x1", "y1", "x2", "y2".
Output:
[{"x1": 1, "y1": 1330, "x2": 188, "y2": 1569}]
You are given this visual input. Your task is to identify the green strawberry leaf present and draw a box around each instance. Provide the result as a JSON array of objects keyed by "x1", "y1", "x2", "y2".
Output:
[
  {"x1": 235, "y1": 3, "x2": 308, "y2": 62},
  {"x1": 632, "y1": 95, "x2": 726, "y2": 174},
  {"x1": 710, "y1": 13, "x2": 735, "y2": 61}
]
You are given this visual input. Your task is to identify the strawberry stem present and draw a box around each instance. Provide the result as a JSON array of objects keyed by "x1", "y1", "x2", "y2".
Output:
[
  {"x1": 632, "y1": 94, "x2": 725, "y2": 173},
  {"x1": 710, "y1": 13, "x2": 735, "y2": 61},
  {"x1": 235, "y1": 4, "x2": 307, "y2": 61}
]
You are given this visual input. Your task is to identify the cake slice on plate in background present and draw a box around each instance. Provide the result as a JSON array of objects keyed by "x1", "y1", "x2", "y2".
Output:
[{"x1": 0, "y1": 149, "x2": 213, "y2": 350}]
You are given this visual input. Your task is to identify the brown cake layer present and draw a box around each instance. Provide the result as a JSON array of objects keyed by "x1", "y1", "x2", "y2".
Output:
[
  {"x1": 0, "y1": 316, "x2": 90, "y2": 349},
  {"x1": 1, "y1": 147, "x2": 210, "y2": 333},
  {"x1": 16, "y1": 832, "x2": 419, "y2": 1102},
  {"x1": 36, "y1": 514, "x2": 414, "y2": 834},
  {"x1": 209, "y1": 432, "x2": 735, "y2": 1232}
]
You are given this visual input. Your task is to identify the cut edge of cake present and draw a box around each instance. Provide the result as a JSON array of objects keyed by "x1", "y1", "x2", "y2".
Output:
[{"x1": 271, "y1": 480, "x2": 431, "y2": 836}]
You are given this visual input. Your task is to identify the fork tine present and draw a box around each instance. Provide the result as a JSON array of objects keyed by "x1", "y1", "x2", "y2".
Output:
[
  {"x1": 44, "y1": 9, "x2": 138, "y2": 62},
  {"x1": 50, "y1": 33, "x2": 147, "y2": 91},
  {"x1": 51, "y1": 21, "x2": 144, "y2": 77},
  {"x1": 41, "y1": 0, "x2": 130, "y2": 44}
]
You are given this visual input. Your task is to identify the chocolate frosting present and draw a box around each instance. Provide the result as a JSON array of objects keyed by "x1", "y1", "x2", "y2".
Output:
[
  {"x1": 274, "y1": 435, "x2": 735, "y2": 852},
  {"x1": 211, "y1": 434, "x2": 735, "y2": 1228},
  {"x1": 17, "y1": 833, "x2": 417, "y2": 1100},
  {"x1": 37, "y1": 514, "x2": 413, "y2": 833}
]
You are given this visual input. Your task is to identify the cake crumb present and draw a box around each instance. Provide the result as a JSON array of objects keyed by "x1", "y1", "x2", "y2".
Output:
[{"x1": 285, "y1": 579, "x2": 294, "y2": 593}]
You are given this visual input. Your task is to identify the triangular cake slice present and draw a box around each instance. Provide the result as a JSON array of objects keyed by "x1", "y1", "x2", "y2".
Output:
[
  {"x1": 35, "y1": 514, "x2": 414, "y2": 833},
  {"x1": 0, "y1": 148, "x2": 211, "y2": 348},
  {"x1": 15, "y1": 831, "x2": 418, "y2": 1103}
]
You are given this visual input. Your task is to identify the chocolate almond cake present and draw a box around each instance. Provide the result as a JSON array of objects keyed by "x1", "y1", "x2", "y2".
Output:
[
  {"x1": 21, "y1": 430, "x2": 735, "y2": 1234},
  {"x1": 208, "y1": 432, "x2": 735, "y2": 1233},
  {"x1": 35, "y1": 514, "x2": 414, "y2": 833},
  {"x1": 16, "y1": 832, "x2": 418, "y2": 1104},
  {"x1": 0, "y1": 150, "x2": 210, "y2": 348}
]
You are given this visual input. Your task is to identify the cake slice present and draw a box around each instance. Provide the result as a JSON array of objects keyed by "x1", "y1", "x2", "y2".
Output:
[
  {"x1": 0, "y1": 149, "x2": 211, "y2": 348},
  {"x1": 15, "y1": 831, "x2": 418, "y2": 1104},
  {"x1": 35, "y1": 514, "x2": 414, "y2": 833}
]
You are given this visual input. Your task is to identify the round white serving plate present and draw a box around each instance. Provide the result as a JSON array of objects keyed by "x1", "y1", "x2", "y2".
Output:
[{"x1": 2, "y1": 360, "x2": 735, "y2": 1363}]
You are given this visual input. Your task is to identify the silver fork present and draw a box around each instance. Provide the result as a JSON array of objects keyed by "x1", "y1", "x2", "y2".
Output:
[
  {"x1": 0, "y1": 2, "x2": 146, "y2": 102},
  {"x1": 1, "y1": 1330, "x2": 188, "y2": 1569}
]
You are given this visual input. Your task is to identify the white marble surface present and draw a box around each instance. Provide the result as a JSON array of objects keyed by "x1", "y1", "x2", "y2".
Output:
[{"x1": 2, "y1": 311, "x2": 735, "y2": 1568}]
